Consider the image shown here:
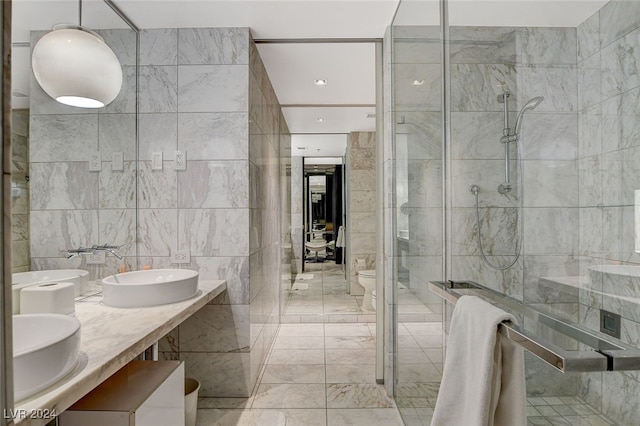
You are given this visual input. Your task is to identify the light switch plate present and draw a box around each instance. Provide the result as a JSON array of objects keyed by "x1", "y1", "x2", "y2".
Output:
[
  {"x1": 171, "y1": 250, "x2": 190, "y2": 264},
  {"x1": 89, "y1": 152, "x2": 101, "y2": 172},
  {"x1": 152, "y1": 152, "x2": 163, "y2": 170},
  {"x1": 86, "y1": 251, "x2": 106, "y2": 265},
  {"x1": 173, "y1": 151, "x2": 186, "y2": 170},
  {"x1": 112, "y1": 152, "x2": 124, "y2": 171}
]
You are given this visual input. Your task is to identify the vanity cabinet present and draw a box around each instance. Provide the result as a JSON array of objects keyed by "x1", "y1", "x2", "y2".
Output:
[{"x1": 59, "y1": 361, "x2": 184, "y2": 426}]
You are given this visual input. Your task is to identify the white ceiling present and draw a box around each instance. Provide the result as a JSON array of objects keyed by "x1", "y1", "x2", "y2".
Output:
[{"x1": 12, "y1": 0, "x2": 608, "y2": 154}]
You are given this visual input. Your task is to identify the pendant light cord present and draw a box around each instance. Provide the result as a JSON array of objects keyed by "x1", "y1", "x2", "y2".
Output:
[{"x1": 78, "y1": 0, "x2": 83, "y2": 27}]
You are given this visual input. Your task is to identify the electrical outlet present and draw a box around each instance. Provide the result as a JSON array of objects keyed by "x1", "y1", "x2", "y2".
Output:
[
  {"x1": 86, "y1": 251, "x2": 106, "y2": 264},
  {"x1": 89, "y1": 152, "x2": 101, "y2": 172},
  {"x1": 171, "y1": 250, "x2": 190, "y2": 264},
  {"x1": 173, "y1": 150, "x2": 186, "y2": 170}
]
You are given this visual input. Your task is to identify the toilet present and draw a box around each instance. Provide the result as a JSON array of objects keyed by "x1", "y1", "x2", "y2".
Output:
[{"x1": 358, "y1": 270, "x2": 376, "y2": 311}]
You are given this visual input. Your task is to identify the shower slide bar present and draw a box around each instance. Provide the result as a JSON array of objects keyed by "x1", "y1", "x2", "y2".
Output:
[{"x1": 428, "y1": 280, "x2": 640, "y2": 373}]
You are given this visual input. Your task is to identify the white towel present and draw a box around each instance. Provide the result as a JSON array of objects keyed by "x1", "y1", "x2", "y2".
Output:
[
  {"x1": 336, "y1": 226, "x2": 346, "y2": 248},
  {"x1": 431, "y1": 295, "x2": 526, "y2": 426}
]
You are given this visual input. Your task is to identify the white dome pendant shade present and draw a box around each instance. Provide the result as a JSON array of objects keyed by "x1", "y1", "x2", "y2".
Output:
[{"x1": 32, "y1": 25, "x2": 123, "y2": 108}]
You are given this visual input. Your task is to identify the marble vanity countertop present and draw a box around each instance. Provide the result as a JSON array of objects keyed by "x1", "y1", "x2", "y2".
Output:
[{"x1": 13, "y1": 280, "x2": 226, "y2": 425}]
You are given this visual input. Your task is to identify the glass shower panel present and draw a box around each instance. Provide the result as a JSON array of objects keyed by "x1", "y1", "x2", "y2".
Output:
[
  {"x1": 390, "y1": 0, "x2": 444, "y2": 420},
  {"x1": 444, "y1": 0, "x2": 640, "y2": 424}
]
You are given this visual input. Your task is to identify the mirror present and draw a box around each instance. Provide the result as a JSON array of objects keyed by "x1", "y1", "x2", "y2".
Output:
[
  {"x1": 303, "y1": 158, "x2": 344, "y2": 265},
  {"x1": 11, "y1": 0, "x2": 138, "y2": 302}
]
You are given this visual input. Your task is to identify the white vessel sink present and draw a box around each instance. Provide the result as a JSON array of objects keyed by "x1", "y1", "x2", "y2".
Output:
[
  {"x1": 12, "y1": 269, "x2": 89, "y2": 314},
  {"x1": 102, "y1": 269, "x2": 199, "y2": 308},
  {"x1": 14, "y1": 314, "x2": 81, "y2": 402}
]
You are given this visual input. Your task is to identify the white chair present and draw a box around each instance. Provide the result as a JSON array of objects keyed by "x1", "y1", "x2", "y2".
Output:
[{"x1": 305, "y1": 240, "x2": 330, "y2": 263}]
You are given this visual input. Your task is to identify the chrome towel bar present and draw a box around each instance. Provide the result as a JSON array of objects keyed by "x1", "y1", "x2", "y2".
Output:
[{"x1": 428, "y1": 280, "x2": 640, "y2": 373}]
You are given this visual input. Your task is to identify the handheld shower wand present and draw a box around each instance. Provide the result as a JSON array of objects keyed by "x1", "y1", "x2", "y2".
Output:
[{"x1": 497, "y1": 95, "x2": 544, "y2": 194}]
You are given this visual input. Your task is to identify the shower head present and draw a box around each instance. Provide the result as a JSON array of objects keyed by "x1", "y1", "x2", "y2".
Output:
[{"x1": 514, "y1": 96, "x2": 544, "y2": 135}]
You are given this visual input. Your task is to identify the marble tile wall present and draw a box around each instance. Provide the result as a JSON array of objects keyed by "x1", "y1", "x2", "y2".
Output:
[
  {"x1": 29, "y1": 29, "x2": 138, "y2": 280},
  {"x1": 11, "y1": 110, "x2": 29, "y2": 273},
  {"x1": 29, "y1": 27, "x2": 286, "y2": 399},
  {"x1": 348, "y1": 132, "x2": 376, "y2": 296},
  {"x1": 575, "y1": 2, "x2": 640, "y2": 423},
  {"x1": 247, "y1": 37, "x2": 284, "y2": 394},
  {"x1": 280, "y1": 112, "x2": 292, "y2": 317},
  {"x1": 291, "y1": 156, "x2": 303, "y2": 274}
]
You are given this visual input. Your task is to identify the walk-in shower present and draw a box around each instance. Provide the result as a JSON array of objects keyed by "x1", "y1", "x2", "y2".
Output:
[{"x1": 471, "y1": 94, "x2": 544, "y2": 270}]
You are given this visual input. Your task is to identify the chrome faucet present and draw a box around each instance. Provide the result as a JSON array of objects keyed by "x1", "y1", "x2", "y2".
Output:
[{"x1": 66, "y1": 244, "x2": 123, "y2": 260}]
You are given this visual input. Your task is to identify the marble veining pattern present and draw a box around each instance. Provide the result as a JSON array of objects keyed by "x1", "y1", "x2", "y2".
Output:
[
  {"x1": 600, "y1": 27, "x2": 640, "y2": 99},
  {"x1": 519, "y1": 27, "x2": 577, "y2": 66},
  {"x1": 138, "y1": 113, "x2": 178, "y2": 161},
  {"x1": 519, "y1": 66, "x2": 578, "y2": 112},
  {"x1": 139, "y1": 66, "x2": 178, "y2": 113},
  {"x1": 577, "y1": 11, "x2": 601, "y2": 63},
  {"x1": 98, "y1": 161, "x2": 137, "y2": 209},
  {"x1": 30, "y1": 210, "x2": 98, "y2": 258},
  {"x1": 97, "y1": 114, "x2": 136, "y2": 160},
  {"x1": 449, "y1": 26, "x2": 516, "y2": 65},
  {"x1": 140, "y1": 29, "x2": 178, "y2": 66},
  {"x1": 178, "y1": 209, "x2": 249, "y2": 256},
  {"x1": 29, "y1": 162, "x2": 98, "y2": 210},
  {"x1": 178, "y1": 28, "x2": 249, "y2": 65},
  {"x1": 13, "y1": 281, "x2": 226, "y2": 425},
  {"x1": 178, "y1": 113, "x2": 248, "y2": 160},
  {"x1": 178, "y1": 65, "x2": 248, "y2": 112},
  {"x1": 137, "y1": 161, "x2": 178, "y2": 209},
  {"x1": 451, "y1": 63, "x2": 517, "y2": 112},
  {"x1": 30, "y1": 115, "x2": 98, "y2": 162},
  {"x1": 177, "y1": 161, "x2": 249, "y2": 208}
]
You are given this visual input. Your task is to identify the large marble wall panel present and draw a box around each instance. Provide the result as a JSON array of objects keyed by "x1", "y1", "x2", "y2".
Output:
[
  {"x1": 348, "y1": 132, "x2": 377, "y2": 295},
  {"x1": 599, "y1": 0, "x2": 640, "y2": 48},
  {"x1": 519, "y1": 28, "x2": 577, "y2": 66},
  {"x1": 450, "y1": 27, "x2": 517, "y2": 65},
  {"x1": 451, "y1": 63, "x2": 517, "y2": 112},
  {"x1": 578, "y1": 11, "x2": 600, "y2": 63},
  {"x1": 290, "y1": 157, "x2": 303, "y2": 274},
  {"x1": 178, "y1": 28, "x2": 249, "y2": 65},
  {"x1": 247, "y1": 37, "x2": 284, "y2": 395},
  {"x1": 178, "y1": 66, "x2": 248, "y2": 113},
  {"x1": 140, "y1": 29, "x2": 178, "y2": 66},
  {"x1": 12, "y1": 110, "x2": 30, "y2": 272},
  {"x1": 178, "y1": 113, "x2": 248, "y2": 160}
]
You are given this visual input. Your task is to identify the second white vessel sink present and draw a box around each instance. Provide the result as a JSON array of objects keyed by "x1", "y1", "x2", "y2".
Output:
[
  {"x1": 101, "y1": 269, "x2": 199, "y2": 308},
  {"x1": 14, "y1": 314, "x2": 81, "y2": 402}
]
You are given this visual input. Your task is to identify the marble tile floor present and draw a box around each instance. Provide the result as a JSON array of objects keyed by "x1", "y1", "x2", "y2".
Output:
[
  {"x1": 283, "y1": 263, "x2": 438, "y2": 323},
  {"x1": 196, "y1": 323, "x2": 404, "y2": 426},
  {"x1": 526, "y1": 397, "x2": 617, "y2": 426},
  {"x1": 282, "y1": 262, "x2": 373, "y2": 323}
]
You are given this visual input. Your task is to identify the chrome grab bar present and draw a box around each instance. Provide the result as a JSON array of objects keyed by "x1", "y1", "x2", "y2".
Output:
[{"x1": 428, "y1": 280, "x2": 640, "y2": 373}]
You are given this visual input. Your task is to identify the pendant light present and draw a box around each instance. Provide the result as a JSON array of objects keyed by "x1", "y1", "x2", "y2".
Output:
[{"x1": 31, "y1": 0, "x2": 123, "y2": 108}]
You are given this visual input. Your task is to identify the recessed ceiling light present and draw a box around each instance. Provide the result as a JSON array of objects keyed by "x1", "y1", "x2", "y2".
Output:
[
  {"x1": 412, "y1": 79, "x2": 425, "y2": 85},
  {"x1": 314, "y1": 79, "x2": 327, "y2": 86},
  {"x1": 316, "y1": 118, "x2": 325, "y2": 123}
]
